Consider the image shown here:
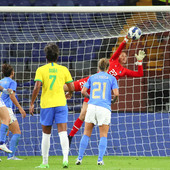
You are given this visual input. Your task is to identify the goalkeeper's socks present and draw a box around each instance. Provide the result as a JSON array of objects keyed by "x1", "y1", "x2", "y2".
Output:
[
  {"x1": 59, "y1": 131, "x2": 69, "y2": 163},
  {"x1": 69, "y1": 118, "x2": 84, "y2": 137},
  {"x1": 0, "y1": 124, "x2": 9, "y2": 144},
  {"x1": 8, "y1": 134, "x2": 21, "y2": 158},
  {"x1": 78, "y1": 135, "x2": 89, "y2": 160},
  {"x1": 98, "y1": 137, "x2": 107, "y2": 162}
]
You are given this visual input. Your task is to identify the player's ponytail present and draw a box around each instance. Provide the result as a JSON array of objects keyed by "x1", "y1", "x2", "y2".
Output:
[{"x1": 98, "y1": 58, "x2": 110, "y2": 72}]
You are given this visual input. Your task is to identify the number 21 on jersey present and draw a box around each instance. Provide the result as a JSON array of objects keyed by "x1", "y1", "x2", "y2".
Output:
[{"x1": 92, "y1": 82, "x2": 106, "y2": 99}]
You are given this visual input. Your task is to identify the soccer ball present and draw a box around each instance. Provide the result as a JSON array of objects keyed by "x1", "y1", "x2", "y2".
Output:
[{"x1": 128, "y1": 26, "x2": 142, "y2": 40}]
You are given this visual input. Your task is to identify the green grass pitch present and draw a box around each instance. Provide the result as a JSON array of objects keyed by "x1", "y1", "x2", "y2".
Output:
[{"x1": 0, "y1": 156, "x2": 170, "y2": 170}]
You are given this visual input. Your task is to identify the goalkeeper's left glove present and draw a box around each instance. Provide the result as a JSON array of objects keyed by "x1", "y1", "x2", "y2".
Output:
[{"x1": 135, "y1": 50, "x2": 146, "y2": 65}]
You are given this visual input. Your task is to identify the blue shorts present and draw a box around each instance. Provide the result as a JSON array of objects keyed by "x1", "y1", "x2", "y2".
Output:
[{"x1": 40, "y1": 105, "x2": 68, "y2": 126}]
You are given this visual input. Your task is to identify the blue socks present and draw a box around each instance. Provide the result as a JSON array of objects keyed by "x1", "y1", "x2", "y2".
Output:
[
  {"x1": 0, "y1": 124, "x2": 9, "y2": 144},
  {"x1": 8, "y1": 134, "x2": 21, "y2": 158},
  {"x1": 98, "y1": 137, "x2": 107, "y2": 162},
  {"x1": 78, "y1": 135, "x2": 89, "y2": 160}
]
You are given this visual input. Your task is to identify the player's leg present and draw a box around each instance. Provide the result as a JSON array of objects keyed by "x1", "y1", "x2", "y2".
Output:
[
  {"x1": 41, "y1": 125, "x2": 51, "y2": 168},
  {"x1": 57, "y1": 123, "x2": 69, "y2": 168},
  {"x1": 6, "y1": 108, "x2": 21, "y2": 160},
  {"x1": 55, "y1": 105, "x2": 69, "y2": 168},
  {"x1": 68, "y1": 101, "x2": 88, "y2": 145},
  {"x1": 8, "y1": 119, "x2": 22, "y2": 160},
  {"x1": 76, "y1": 122, "x2": 94, "y2": 165},
  {"x1": 98, "y1": 125, "x2": 109, "y2": 165},
  {"x1": 0, "y1": 106, "x2": 12, "y2": 153},
  {"x1": 97, "y1": 106, "x2": 111, "y2": 165},
  {"x1": 36, "y1": 108, "x2": 53, "y2": 168},
  {"x1": 76, "y1": 104, "x2": 96, "y2": 165}
]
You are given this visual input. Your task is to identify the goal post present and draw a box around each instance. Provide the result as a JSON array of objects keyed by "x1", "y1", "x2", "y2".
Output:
[{"x1": 0, "y1": 6, "x2": 169, "y2": 157}]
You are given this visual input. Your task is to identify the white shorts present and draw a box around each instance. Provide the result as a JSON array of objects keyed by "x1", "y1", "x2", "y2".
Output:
[
  {"x1": 7, "y1": 108, "x2": 17, "y2": 125},
  {"x1": 0, "y1": 98, "x2": 5, "y2": 107},
  {"x1": 85, "y1": 104, "x2": 111, "y2": 126}
]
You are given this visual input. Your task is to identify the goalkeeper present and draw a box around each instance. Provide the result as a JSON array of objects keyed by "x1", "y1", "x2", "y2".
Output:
[{"x1": 65, "y1": 35, "x2": 146, "y2": 146}]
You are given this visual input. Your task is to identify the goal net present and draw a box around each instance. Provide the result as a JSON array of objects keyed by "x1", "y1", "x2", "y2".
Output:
[{"x1": 0, "y1": 6, "x2": 169, "y2": 157}]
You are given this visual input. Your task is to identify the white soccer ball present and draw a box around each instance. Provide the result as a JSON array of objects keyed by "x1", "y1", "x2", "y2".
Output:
[{"x1": 128, "y1": 26, "x2": 142, "y2": 40}]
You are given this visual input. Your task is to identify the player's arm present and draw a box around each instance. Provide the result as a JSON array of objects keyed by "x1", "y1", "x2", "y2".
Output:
[
  {"x1": 111, "y1": 88, "x2": 119, "y2": 104},
  {"x1": 29, "y1": 81, "x2": 41, "y2": 116},
  {"x1": 109, "y1": 36, "x2": 129, "y2": 61},
  {"x1": 81, "y1": 77, "x2": 90, "y2": 98},
  {"x1": 64, "y1": 76, "x2": 90, "y2": 92},
  {"x1": 65, "y1": 82, "x2": 74, "y2": 99},
  {"x1": 81, "y1": 86, "x2": 90, "y2": 99},
  {"x1": 125, "y1": 50, "x2": 146, "y2": 77},
  {"x1": 0, "y1": 85, "x2": 13, "y2": 94},
  {"x1": 10, "y1": 91, "x2": 26, "y2": 118},
  {"x1": 64, "y1": 83, "x2": 75, "y2": 92}
]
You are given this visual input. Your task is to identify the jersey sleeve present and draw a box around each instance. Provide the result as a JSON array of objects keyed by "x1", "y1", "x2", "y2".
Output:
[
  {"x1": 65, "y1": 67, "x2": 73, "y2": 84},
  {"x1": 111, "y1": 77, "x2": 119, "y2": 90},
  {"x1": 83, "y1": 77, "x2": 91, "y2": 89},
  {"x1": 124, "y1": 65, "x2": 143, "y2": 77},
  {"x1": 34, "y1": 67, "x2": 43, "y2": 82},
  {"x1": 10, "y1": 81, "x2": 17, "y2": 92},
  {"x1": 109, "y1": 40, "x2": 127, "y2": 62}
]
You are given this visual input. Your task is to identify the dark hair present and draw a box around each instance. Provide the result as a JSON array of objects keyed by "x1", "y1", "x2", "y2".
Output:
[
  {"x1": 2, "y1": 64, "x2": 14, "y2": 77},
  {"x1": 44, "y1": 43, "x2": 59, "y2": 62},
  {"x1": 98, "y1": 58, "x2": 110, "y2": 72}
]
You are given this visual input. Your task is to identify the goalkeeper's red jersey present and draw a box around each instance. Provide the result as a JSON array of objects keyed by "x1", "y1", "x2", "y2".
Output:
[
  {"x1": 108, "y1": 40, "x2": 143, "y2": 80},
  {"x1": 74, "y1": 40, "x2": 143, "y2": 102}
]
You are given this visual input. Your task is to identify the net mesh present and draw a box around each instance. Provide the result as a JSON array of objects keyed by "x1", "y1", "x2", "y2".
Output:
[{"x1": 0, "y1": 10, "x2": 169, "y2": 156}]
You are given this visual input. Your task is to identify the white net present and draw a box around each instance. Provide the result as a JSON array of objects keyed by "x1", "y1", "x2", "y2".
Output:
[{"x1": 0, "y1": 7, "x2": 169, "y2": 156}]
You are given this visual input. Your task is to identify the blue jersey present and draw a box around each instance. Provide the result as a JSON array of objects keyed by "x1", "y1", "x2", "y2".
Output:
[
  {"x1": 84, "y1": 71, "x2": 118, "y2": 111},
  {"x1": 0, "y1": 77, "x2": 17, "y2": 108}
]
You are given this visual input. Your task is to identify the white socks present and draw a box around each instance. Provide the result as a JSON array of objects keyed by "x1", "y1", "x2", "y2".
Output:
[
  {"x1": 41, "y1": 131, "x2": 69, "y2": 164},
  {"x1": 41, "y1": 132, "x2": 51, "y2": 165},
  {"x1": 59, "y1": 131, "x2": 69, "y2": 162}
]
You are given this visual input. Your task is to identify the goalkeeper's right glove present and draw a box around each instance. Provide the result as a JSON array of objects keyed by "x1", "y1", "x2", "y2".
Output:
[
  {"x1": 123, "y1": 35, "x2": 129, "y2": 43},
  {"x1": 135, "y1": 50, "x2": 146, "y2": 65}
]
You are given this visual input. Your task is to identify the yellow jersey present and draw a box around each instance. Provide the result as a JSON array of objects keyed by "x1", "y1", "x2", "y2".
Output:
[{"x1": 34, "y1": 62, "x2": 73, "y2": 108}]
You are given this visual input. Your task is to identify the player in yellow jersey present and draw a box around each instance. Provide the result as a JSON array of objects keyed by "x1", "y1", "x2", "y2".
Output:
[{"x1": 29, "y1": 43, "x2": 74, "y2": 168}]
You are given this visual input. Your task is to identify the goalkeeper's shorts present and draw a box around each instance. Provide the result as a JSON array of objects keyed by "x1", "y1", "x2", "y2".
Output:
[{"x1": 40, "y1": 105, "x2": 68, "y2": 126}]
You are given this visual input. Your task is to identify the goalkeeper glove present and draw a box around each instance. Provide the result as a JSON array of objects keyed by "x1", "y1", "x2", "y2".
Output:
[
  {"x1": 135, "y1": 50, "x2": 146, "y2": 65},
  {"x1": 123, "y1": 35, "x2": 129, "y2": 43}
]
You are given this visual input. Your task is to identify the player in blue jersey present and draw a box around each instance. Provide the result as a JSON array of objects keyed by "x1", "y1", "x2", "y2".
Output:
[
  {"x1": 0, "y1": 85, "x2": 13, "y2": 153},
  {"x1": 0, "y1": 64, "x2": 26, "y2": 160},
  {"x1": 76, "y1": 58, "x2": 119, "y2": 166}
]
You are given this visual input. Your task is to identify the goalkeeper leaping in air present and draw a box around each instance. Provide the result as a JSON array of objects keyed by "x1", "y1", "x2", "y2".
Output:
[{"x1": 65, "y1": 35, "x2": 146, "y2": 146}]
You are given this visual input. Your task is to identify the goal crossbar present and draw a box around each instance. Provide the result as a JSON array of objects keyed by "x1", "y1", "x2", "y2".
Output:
[{"x1": 0, "y1": 6, "x2": 169, "y2": 13}]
